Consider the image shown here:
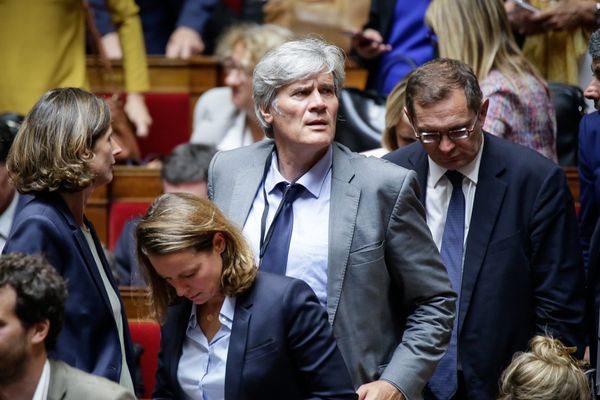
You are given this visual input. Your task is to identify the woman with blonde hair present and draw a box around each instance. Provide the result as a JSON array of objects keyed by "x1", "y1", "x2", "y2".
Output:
[
  {"x1": 136, "y1": 193, "x2": 357, "y2": 399},
  {"x1": 3, "y1": 88, "x2": 136, "y2": 392},
  {"x1": 426, "y1": 0, "x2": 557, "y2": 162},
  {"x1": 191, "y1": 23, "x2": 295, "y2": 149},
  {"x1": 498, "y1": 335, "x2": 591, "y2": 400}
]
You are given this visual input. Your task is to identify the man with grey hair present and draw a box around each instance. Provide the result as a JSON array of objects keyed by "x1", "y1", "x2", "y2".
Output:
[
  {"x1": 579, "y1": 29, "x2": 600, "y2": 397},
  {"x1": 386, "y1": 58, "x2": 585, "y2": 399},
  {"x1": 209, "y1": 38, "x2": 456, "y2": 400}
]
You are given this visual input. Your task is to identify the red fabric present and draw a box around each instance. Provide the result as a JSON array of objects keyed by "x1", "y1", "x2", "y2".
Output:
[
  {"x1": 222, "y1": 0, "x2": 242, "y2": 14},
  {"x1": 108, "y1": 202, "x2": 150, "y2": 250},
  {"x1": 137, "y1": 93, "x2": 191, "y2": 159},
  {"x1": 129, "y1": 320, "x2": 160, "y2": 399}
]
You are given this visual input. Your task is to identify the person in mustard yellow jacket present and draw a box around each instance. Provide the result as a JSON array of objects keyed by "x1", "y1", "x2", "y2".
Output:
[{"x1": 0, "y1": 0, "x2": 152, "y2": 136}]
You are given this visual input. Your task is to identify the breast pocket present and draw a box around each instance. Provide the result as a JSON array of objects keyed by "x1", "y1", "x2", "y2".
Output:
[
  {"x1": 245, "y1": 338, "x2": 279, "y2": 362},
  {"x1": 348, "y1": 241, "x2": 385, "y2": 267}
]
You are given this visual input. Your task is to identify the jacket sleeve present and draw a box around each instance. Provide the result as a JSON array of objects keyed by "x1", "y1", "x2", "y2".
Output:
[
  {"x1": 578, "y1": 115, "x2": 598, "y2": 269},
  {"x1": 284, "y1": 279, "x2": 358, "y2": 399}
]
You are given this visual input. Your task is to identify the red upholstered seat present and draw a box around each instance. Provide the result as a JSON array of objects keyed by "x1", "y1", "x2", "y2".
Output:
[
  {"x1": 108, "y1": 202, "x2": 150, "y2": 250},
  {"x1": 129, "y1": 320, "x2": 160, "y2": 399},
  {"x1": 137, "y1": 93, "x2": 191, "y2": 159}
]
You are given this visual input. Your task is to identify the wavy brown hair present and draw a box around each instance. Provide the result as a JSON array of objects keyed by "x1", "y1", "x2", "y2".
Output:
[
  {"x1": 7, "y1": 88, "x2": 110, "y2": 193},
  {"x1": 136, "y1": 193, "x2": 257, "y2": 321}
]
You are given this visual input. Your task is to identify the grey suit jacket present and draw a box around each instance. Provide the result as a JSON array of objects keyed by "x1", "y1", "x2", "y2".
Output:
[
  {"x1": 48, "y1": 360, "x2": 135, "y2": 400},
  {"x1": 208, "y1": 140, "x2": 456, "y2": 400}
]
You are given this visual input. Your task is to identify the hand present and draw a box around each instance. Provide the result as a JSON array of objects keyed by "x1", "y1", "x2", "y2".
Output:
[
  {"x1": 124, "y1": 92, "x2": 152, "y2": 137},
  {"x1": 357, "y1": 380, "x2": 405, "y2": 400},
  {"x1": 166, "y1": 26, "x2": 205, "y2": 59},
  {"x1": 530, "y1": 0, "x2": 596, "y2": 31},
  {"x1": 101, "y1": 32, "x2": 123, "y2": 59},
  {"x1": 504, "y1": 0, "x2": 544, "y2": 35},
  {"x1": 352, "y1": 29, "x2": 392, "y2": 59}
]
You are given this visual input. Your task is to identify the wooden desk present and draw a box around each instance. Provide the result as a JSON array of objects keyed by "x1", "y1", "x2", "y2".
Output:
[{"x1": 87, "y1": 55, "x2": 369, "y2": 108}]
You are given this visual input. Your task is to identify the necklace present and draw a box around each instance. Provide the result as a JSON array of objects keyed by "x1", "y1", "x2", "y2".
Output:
[{"x1": 205, "y1": 313, "x2": 216, "y2": 322}]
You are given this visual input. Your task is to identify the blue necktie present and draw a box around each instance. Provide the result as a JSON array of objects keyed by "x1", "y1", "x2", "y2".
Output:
[
  {"x1": 429, "y1": 170, "x2": 465, "y2": 400},
  {"x1": 260, "y1": 182, "x2": 304, "y2": 275}
]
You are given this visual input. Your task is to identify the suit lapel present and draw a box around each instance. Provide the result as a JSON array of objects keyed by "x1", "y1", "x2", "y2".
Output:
[
  {"x1": 408, "y1": 148, "x2": 429, "y2": 204},
  {"x1": 49, "y1": 195, "x2": 114, "y2": 313},
  {"x1": 225, "y1": 288, "x2": 253, "y2": 400},
  {"x1": 47, "y1": 360, "x2": 68, "y2": 400},
  {"x1": 327, "y1": 145, "x2": 360, "y2": 323},
  {"x1": 459, "y1": 137, "x2": 507, "y2": 332},
  {"x1": 227, "y1": 144, "x2": 274, "y2": 227}
]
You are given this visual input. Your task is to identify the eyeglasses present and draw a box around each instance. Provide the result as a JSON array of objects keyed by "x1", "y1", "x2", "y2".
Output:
[
  {"x1": 222, "y1": 58, "x2": 252, "y2": 79},
  {"x1": 411, "y1": 110, "x2": 480, "y2": 144}
]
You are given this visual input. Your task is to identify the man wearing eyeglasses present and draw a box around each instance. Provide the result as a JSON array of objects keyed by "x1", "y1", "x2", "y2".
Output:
[{"x1": 385, "y1": 58, "x2": 586, "y2": 400}]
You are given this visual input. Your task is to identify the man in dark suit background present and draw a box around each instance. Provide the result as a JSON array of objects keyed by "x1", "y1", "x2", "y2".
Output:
[
  {"x1": 0, "y1": 252, "x2": 135, "y2": 400},
  {"x1": 385, "y1": 58, "x2": 586, "y2": 399},
  {"x1": 210, "y1": 38, "x2": 456, "y2": 400}
]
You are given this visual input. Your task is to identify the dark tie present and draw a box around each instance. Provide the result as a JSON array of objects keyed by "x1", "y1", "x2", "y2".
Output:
[
  {"x1": 429, "y1": 170, "x2": 465, "y2": 400},
  {"x1": 260, "y1": 182, "x2": 304, "y2": 275}
]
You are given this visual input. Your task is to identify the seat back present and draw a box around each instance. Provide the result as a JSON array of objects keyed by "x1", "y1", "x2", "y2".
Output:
[
  {"x1": 549, "y1": 82, "x2": 586, "y2": 166},
  {"x1": 129, "y1": 320, "x2": 160, "y2": 399},
  {"x1": 137, "y1": 93, "x2": 192, "y2": 160},
  {"x1": 109, "y1": 202, "x2": 150, "y2": 250}
]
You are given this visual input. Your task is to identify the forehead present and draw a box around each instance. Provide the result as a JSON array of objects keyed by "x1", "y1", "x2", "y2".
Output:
[
  {"x1": 412, "y1": 88, "x2": 472, "y2": 127},
  {"x1": 282, "y1": 71, "x2": 335, "y2": 89}
]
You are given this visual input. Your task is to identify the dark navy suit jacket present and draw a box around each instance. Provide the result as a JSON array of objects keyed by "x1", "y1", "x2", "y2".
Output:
[
  {"x1": 3, "y1": 193, "x2": 135, "y2": 384},
  {"x1": 385, "y1": 133, "x2": 586, "y2": 399},
  {"x1": 153, "y1": 272, "x2": 357, "y2": 400},
  {"x1": 578, "y1": 112, "x2": 600, "y2": 268}
]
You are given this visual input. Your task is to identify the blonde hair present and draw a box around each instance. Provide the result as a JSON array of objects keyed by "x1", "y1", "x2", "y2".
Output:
[
  {"x1": 426, "y1": 0, "x2": 544, "y2": 86},
  {"x1": 7, "y1": 88, "x2": 110, "y2": 193},
  {"x1": 498, "y1": 336, "x2": 591, "y2": 400},
  {"x1": 216, "y1": 23, "x2": 295, "y2": 72},
  {"x1": 383, "y1": 78, "x2": 408, "y2": 151},
  {"x1": 136, "y1": 193, "x2": 257, "y2": 321}
]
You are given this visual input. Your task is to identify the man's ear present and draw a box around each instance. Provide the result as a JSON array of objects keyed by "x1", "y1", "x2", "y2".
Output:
[
  {"x1": 28, "y1": 320, "x2": 49, "y2": 345},
  {"x1": 260, "y1": 106, "x2": 274, "y2": 124},
  {"x1": 479, "y1": 98, "x2": 489, "y2": 127}
]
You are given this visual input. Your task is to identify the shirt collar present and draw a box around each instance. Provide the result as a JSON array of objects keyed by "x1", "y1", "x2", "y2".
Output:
[
  {"x1": 187, "y1": 296, "x2": 236, "y2": 331},
  {"x1": 32, "y1": 359, "x2": 50, "y2": 400},
  {"x1": 0, "y1": 193, "x2": 19, "y2": 240},
  {"x1": 265, "y1": 145, "x2": 333, "y2": 198},
  {"x1": 428, "y1": 134, "x2": 485, "y2": 187}
]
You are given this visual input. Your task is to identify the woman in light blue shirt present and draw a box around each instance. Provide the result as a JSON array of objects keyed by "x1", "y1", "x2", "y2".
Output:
[{"x1": 136, "y1": 193, "x2": 357, "y2": 399}]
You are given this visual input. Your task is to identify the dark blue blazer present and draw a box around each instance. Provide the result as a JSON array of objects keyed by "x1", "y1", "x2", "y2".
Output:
[
  {"x1": 90, "y1": 0, "x2": 214, "y2": 54},
  {"x1": 3, "y1": 193, "x2": 135, "y2": 384},
  {"x1": 578, "y1": 112, "x2": 600, "y2": 268},
  {"x1": 385, "y1": 133, "x2": 586, "y2": 399},
  {"x1": 153, "y1": 272, "x2": 357, "y2": 400}
]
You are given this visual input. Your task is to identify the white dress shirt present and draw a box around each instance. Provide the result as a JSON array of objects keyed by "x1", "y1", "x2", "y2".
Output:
[
  {"x1": 425, "y1": 137, "x2": 485, "y2": 268},
  {"x1": 0, "y1": 192, "x2": 19, "y2": 253},
  {"x1": 242, "y1": 146, "x2": 332, "y2": 308},
  {"x1": 178, "y1": 297, "x2": 236, "y2": 400},
  {"x1": 32, "y1": 359, "x2": 50, "y2": 400}
]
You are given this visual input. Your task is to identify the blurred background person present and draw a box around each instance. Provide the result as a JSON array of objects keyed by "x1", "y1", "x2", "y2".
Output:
[
  {"x1": 190, "y1": 23, "x2": 294, "y2": 149},
  {"x1": 0, "y1": 114, "x2": 27, "y2": 253},
  {"x1": 115, "y1": 143, "x2": 216, "y2": 286},
  {"x1": 0, "y1": 0, "x2": 152, "y2": 137},
  {"x1": 498, "y1": 335, "x2": 591, "y2": 400},
  {"x1": 90, "y1": 0, "x2": 206, "y2": 59},
  {"x1": 3, "y1": 88, "x2": 136, "y2": 391},
  {"x1": 136, "y1": 193, "x2": 358, "y2": 399},
  {"x1": 363, "y1": 78, "x2": 416, "y2": 157},
  {"x1": 0, "y1": 253, "x2": 136, "y2": 400},
  {"x1": 351, "y1": 0, "x2": 434, "y2": 96},
  {"x1": 426, "y1": 0, "x2": 558, "y2": 162}
]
